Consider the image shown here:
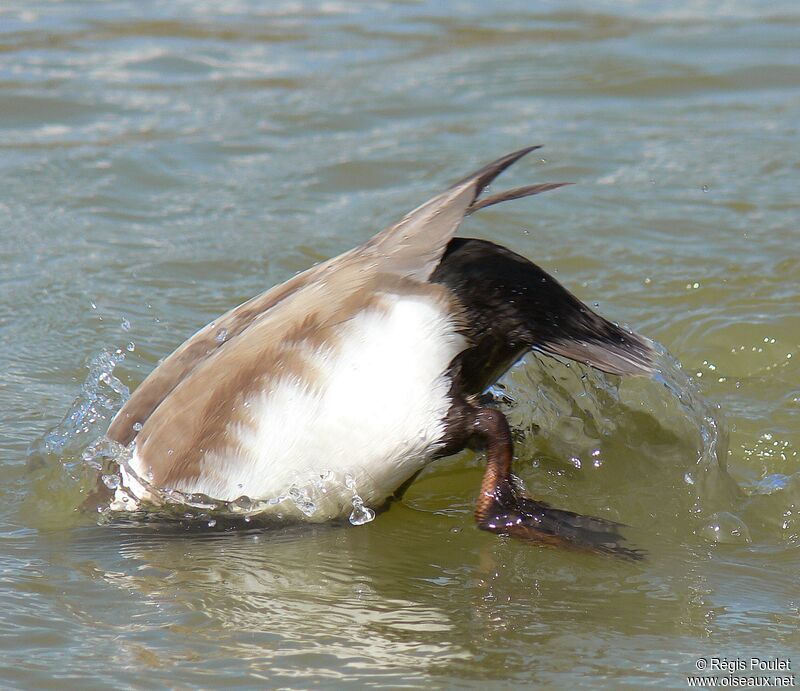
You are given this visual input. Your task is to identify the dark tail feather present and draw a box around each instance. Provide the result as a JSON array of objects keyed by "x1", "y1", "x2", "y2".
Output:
[
  {"x1": 467, "y1": 182, "x2": 573, "y2": 215},
  {"x1": 450, "y1": 145, "x2": 543, "y2": 198},
  {"x1": 453, "y1": 146, "x2": 572, "y2": 217}
]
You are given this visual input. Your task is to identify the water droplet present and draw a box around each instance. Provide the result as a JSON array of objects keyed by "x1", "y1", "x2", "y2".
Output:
[
  {"x1": 101, "y1": 474, "x2": 120, "y2": 490},
  {"x1": 231, "y1": 495, "x2": 253, "y2": 512},
  {"x1": 132, "y1": 422, "x2": 143, "y2": 432},
  {"x1": 121, "y1": 318, "x2": 131, "y2": 331},
  {"x1": 349, "y1": 497, "x2": 375, "y2": 526},
  {"x1": 215, "y1": 328, "x2": 228, "y2": 344},
  {"x1": 288, "y1": 486, "x2": 316, "y2": 516},
  {"x1": 207, "y1": 519, "x2": 217, "y2": 528},
  {"x1": 702, "y1": 185, "x2": 709, "y2": 192},
  {"x1": 126, "y1": 342, "x2": 135, "y2": 352},
  {"x1": 699, "y1": 512, "x2": 751, "y2": 544}
]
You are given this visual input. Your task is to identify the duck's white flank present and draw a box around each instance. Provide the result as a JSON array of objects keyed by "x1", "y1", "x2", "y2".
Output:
[{"x1": 116, "y1": 293, "x2": 465, "y2": 520}]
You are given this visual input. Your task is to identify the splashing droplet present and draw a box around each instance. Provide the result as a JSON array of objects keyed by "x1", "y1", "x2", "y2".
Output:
[
  {"x1": 231, "y1": 495, "x2": 254, "y2": 513},
  {"x1": 35, "y1": 348, "x2": 129, "y2": 456},
  {"x1": 349, "y1": 496, "x2": 375, "y2": 526},
  {"x1": 215, "y1": 328, "x2": 228, "y2": 344},
  {"x1": 698, "y1": 512, "x2": 751, "y2": 544},
  {"x1": 101, "y1": 474, "x2": 120, "y2": 490},
  {"x1": 345, "y1": 475, "x2": 375, "y2": 525},
  {"x1": 121, "y1": 318, "x2": 131, "y2": 331},
  {"x1": 288, "y1": 486, "x2": 316, "y2": 517}
]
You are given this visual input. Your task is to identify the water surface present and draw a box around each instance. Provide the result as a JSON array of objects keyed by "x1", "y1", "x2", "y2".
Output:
[{"x1": 1, "y1": 1, "x2": 799, "y2": 687}]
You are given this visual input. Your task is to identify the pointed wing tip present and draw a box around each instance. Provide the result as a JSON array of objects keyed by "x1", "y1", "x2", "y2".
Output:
[
  {"x1": 452, "y1": 145, "x2": 545, "y2": 197},
  {"x1": 509, "y1": 143, "x2": 544, "y2": 159},
  {"x1": 466, "y1": 181, "x2": 573, "y2": 215},
  {"x1": 475, "y1": 145, "x2": 544, "y2": 194}
]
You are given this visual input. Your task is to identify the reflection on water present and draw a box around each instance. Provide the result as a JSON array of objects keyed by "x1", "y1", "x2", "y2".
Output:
[{"x1": 3, "y1": 0, "x2": 800, "y2": 686}]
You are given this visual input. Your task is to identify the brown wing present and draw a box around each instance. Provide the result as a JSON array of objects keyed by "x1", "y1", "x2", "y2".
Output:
[{"x1": 106, "y1": 263, "x2": 325, "y2": 445}]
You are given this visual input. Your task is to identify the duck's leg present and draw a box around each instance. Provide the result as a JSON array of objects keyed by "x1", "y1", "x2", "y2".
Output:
[{"x1": 469, "y1": 406, "x2": 643, "y2": 559}]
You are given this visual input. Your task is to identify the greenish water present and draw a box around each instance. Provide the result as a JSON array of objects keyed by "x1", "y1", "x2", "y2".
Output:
[{"x1": 2, "y1": 1, "x2": 799, "y2": 688}]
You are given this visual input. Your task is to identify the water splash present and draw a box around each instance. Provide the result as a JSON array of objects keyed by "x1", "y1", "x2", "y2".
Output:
[
  {"x1": 497, "y1": 333, "x2": 740, "y2": 543},
  {"x1": 648, "y1": 341, "x2": 746, "y2": 525},
  {"x1": 288, "y1": 485, "x2": 317, "y2": 517},
  {"x1": 649, "y1": 340, "x2": 728, "y2": 472},
  {"x1": 349, "y1": 496, "x2": 376, "y2": 526},
  {"x1": 345, "y1": 474, "x2": 376, "y2": 526},
  {"x1": 37, "y1": 347, "x2": 129, "y2": 458}
]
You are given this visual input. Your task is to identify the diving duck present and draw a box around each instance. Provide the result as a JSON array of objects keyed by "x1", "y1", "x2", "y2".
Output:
[{"x1": 104, "y1": 147, "x2": 653, "y2": 556}]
